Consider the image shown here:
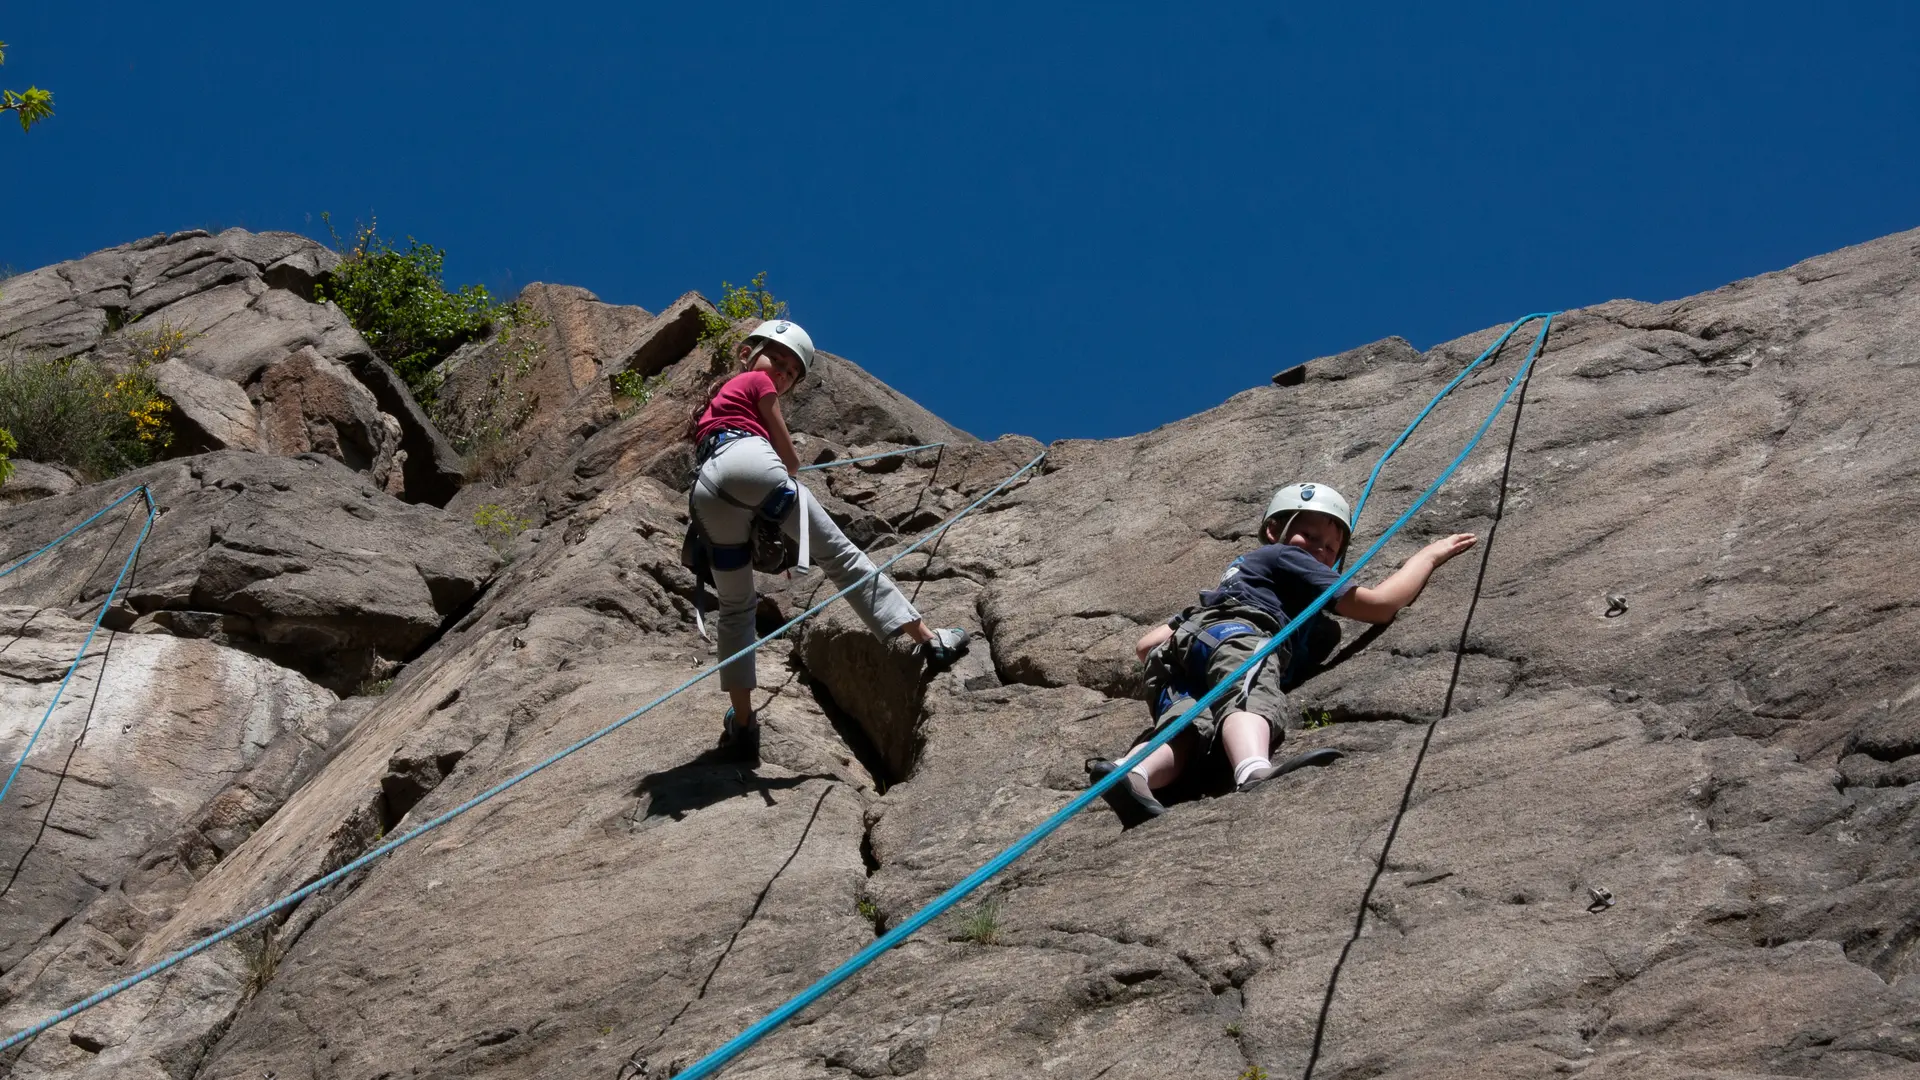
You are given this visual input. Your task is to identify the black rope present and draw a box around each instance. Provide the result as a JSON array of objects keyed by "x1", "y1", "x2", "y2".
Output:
[
  {"x1": 1301, "y1": 337, "x2": 1543, "y2": 1080},
  {"x1": 905, "y1": 445, "x2": 947, "y2": 608},
  {"x1": 0, "y1": 503, "x2": 146, "y2": 901}
]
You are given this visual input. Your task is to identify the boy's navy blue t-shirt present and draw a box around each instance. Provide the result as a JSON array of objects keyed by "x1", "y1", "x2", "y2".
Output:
[{"x1": 1199, "y1": 542, "x2": 1353, "y2": 627}]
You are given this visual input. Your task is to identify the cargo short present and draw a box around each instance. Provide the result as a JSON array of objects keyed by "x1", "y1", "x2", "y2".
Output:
[{"x1": 1145, "y1": 601, "x2": 1292, "y2": 747}]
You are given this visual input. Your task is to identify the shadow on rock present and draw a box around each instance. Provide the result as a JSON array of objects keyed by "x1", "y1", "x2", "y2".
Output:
[{"x1": 632, "y1": 751, "x2": 837, "y2": 822}]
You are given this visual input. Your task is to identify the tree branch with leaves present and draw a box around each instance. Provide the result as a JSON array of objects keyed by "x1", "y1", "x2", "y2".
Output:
[{"x1": 1, "y1": 40, "x2": 56, "y2": 133}]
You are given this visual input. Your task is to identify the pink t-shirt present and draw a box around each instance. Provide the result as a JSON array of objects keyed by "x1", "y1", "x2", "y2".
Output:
[{"x1": 693, "y1": 370, "x2": 776, "y2": 443}]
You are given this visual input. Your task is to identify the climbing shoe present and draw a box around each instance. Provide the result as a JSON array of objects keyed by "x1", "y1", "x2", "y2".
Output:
[
  {"x1": 1236, "y1": 748, "x2": 1343, "y2": 793},
  {"x1": 921, "y1": 627, "x2": 970, "y2": 671},
  {"x1": 1087, "y1": 758, "x2": 1165, "y2": 828},
  {"x1": 718, "y1": 707, "x2": 761, "y2": 765}
]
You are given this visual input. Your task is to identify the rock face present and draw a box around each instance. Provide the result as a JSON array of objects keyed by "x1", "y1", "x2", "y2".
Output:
[
  {"x1": 250, "y1": 345, "x2": 403, "y2": 491},
  {"x1": 0, "y1": 452, "x2": 500, "y2": 693},
  {"x1": 0, "y1": 607, "x2": 344, "y2": 978},
  {"x1": 0, "y1": 461, "x2": 79, "y2": 504},
  {"x1": 0, "y1": 228, "x2": 458, "y2": 504},
  {"x1": 1, "y1": 228, "x2": 1917, "y2": 1080}
]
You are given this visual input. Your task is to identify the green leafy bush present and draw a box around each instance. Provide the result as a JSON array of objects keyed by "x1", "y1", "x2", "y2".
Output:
[
  {"x1": 472, "y1": 503, "x2": 531, "y2": 558},
  {"x1": 0, "y1": 425, "x2": 16, "y2": 488},
  {"x1": 0, "y1": 350, "x2": 172, "y2": 479},
  {"x1": 314, "y1": 214, "x2": 522, "y2": 399},
  {"x1": 610, "y1": 369, "x2": 663, "y2": 417},
  {"x1": 697, "y1": 272, "x2": 788, "y2": 369}
]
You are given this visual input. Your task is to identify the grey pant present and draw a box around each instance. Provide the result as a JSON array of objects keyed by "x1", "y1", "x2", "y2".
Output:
[{"x1": 692, "y1": 435, "x2": 921, "y2": 691}]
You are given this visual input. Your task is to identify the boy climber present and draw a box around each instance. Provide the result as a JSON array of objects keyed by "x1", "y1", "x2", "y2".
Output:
[{"x1": 1088, "y1": 482, "x2": 1478, "y2": 826}]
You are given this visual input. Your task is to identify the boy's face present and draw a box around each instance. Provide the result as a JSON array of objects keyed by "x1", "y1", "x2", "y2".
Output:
[{"x1": 1271, "y1": 511, "x2": 1347, "y2": 567}]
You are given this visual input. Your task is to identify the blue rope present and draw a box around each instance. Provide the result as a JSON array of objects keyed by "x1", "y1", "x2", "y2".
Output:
[
  {"x1": 1345, "y1": 313, "x2": 1556, "y2": 538},
  {"x1": 0, "y1": 486, "x2": 151, "y2": 579},
  {"x1": 0, "y1": 487, "x2": 157, "y2": 813},
  {"x1": 797, "y1": 442, "x2": 945, "y2": 472},
  {"x1": 672, "y1": 313, "x2": 1557, "y2": 1080},
  {"x1": 0, "y1": 453, "x2": 1047, "y2": 1053}
]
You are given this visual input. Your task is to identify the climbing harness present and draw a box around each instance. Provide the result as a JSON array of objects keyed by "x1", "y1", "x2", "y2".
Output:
[
  {"x1": 667, "y1": 312, "x2": 1560, "y2": 1080},
  {"x1": 0, "y1": 451, "x2": 1044, "y2": 1055},
  {"x1": 682, "y1": 440, "x2": 946, "y2": 638},
  {"x1": 1146, "y1": 610, "x2": 1273, "y2": 722},
  {"x1": 0, "y1": 486, "x2": 157, "y2": 814}
]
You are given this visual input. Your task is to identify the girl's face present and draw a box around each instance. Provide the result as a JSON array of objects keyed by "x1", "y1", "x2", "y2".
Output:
[
  {"x1": 749, "y1": 343, "x2": 806, "y2": 394},
  {"x1": 1269, "y1": 511, "x2": 1347, "y2": 567}
]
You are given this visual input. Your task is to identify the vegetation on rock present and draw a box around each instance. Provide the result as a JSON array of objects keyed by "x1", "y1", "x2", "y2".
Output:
[
  {"x1": 314, "y1": 214, "x2": 526, "y2": 401},
  {"x1": 472, "y1": 502, "x2": 531, "y2": 558},
  {"x1": 430, "y1": 308, "x2": 549, "y2": 480},
  {"x1": 0, "y1": 348, "x2": 172, "y2": 479},
  {"x1": 610, "y1": 368, "x2": 663, "y2": 417},
  {"x1": 0, "y1": 425, "x2": 15, "y2": 488},
  {"x1": 698, "y1": 272, "x2": 787, "y2": 369},
  {"x1": 0, "y1": 39, "x2": 55, "y2": 133}
]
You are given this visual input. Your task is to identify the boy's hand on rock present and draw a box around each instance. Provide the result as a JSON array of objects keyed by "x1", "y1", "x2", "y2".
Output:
[{"x1": 1420, "y1": 533, "x2": 1478, "y2": 567}]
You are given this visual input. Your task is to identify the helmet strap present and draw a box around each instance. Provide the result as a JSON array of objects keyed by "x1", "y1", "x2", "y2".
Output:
[{"x1": 1267, "y1": 511, "x2": 1298, "y2": 546}]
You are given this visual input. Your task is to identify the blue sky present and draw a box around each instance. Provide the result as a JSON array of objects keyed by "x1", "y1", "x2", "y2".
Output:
[{"x1": 4, "y1": 3, "x2": 1915, "y2": 442}]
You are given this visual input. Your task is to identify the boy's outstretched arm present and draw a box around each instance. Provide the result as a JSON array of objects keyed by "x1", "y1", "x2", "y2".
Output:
[{"x1": 1334, "y1": 533, "x2": 1478, "y2": 624}]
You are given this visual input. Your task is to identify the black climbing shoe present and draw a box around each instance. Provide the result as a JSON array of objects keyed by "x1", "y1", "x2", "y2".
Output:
[
  {"x1": 921, "y1": 627, "x2": 970, "y2": 671},
  {"x1": 1087, "y1": 758, "x2": 1165, "y2": 828},
  {"x1": 1236, "y1": 748, "x2": 1343, "y2": 793},
  {"x1": 718, "y1": 707, "x2": 761, "y2": 765}
]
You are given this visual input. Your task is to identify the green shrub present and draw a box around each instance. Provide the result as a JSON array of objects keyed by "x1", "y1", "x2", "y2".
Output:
[
  {"x1": 314, "y1": 214, "x2": 523, "y2": 400},
  {"x1": 0, "y1": 350, "x2": 172, "y2": 479},
  {"x1": 1302, "y1": 707, "x2": 1334, "y2": 731},
  {"x1": 697, "y1": 272, "x2": 787, "y2": 369},
  {"x1": 0, "y1": 425, "x2": 15, "y2": 488},
  {"x1": 610, "y1": 369, "x2": 663, "y2": 417},
  {"x1": 472, "y1": 503, "x2": 531, "y2": 558}
]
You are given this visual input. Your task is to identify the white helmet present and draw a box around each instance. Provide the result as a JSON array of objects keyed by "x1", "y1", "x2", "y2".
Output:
[
  {"x1": 1263, "y1": 482, "x2": 1353, "y2": 543},
  {"x1": 744, "y1": 319, "x2": 816, "y2": 378}
]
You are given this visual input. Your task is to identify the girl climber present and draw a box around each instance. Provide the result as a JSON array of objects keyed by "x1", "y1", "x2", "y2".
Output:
[{"x1": 686, "y1": 318, "x2": 969, "y2": 763}]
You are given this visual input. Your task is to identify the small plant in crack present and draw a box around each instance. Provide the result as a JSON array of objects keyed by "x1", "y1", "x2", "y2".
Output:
[
  {"x1": 955, "y1": 898, "x2": 1003, "y2": 945},
  {"x1": 1224, "y1": 1021, "x2": 1242, "y2": 1037},
  {"x1": 238, "y1": 927, "x2": 282, "y2": 999},
  {"x1": 856, "y1": 896, "x2": 881, "y2": 929},
  {"x1": 1301, "y1": 706, "x2": 1334, "y2": 730},
  {"x1": 1238, "y1": 1068, "x2": 1269, "y2": 1080}
]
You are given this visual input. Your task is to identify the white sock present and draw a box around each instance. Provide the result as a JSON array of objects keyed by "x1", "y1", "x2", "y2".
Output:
[{"x1": 1234, "y1": 757, "x2": 1272, "y2": 787}]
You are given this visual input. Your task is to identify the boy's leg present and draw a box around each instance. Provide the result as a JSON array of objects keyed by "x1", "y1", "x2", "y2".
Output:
[
  {"x1": 1125, "y1": 730, "x2": 1193, "y2": 790},
  {"x1": 1221, "y1": 711, "x2": 1274, "y2": 787}
]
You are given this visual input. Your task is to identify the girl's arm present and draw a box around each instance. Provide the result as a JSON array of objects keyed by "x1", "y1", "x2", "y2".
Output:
[
  {"x1": 1334, "y1": 533, "x2": 1477, "y2": 624},
  {"x1": 1135, "y1": 623, "x2": 1174, "y2": 661},
  {"x1": 757, "y1": 392, "x2": 801, "y2": 476}
]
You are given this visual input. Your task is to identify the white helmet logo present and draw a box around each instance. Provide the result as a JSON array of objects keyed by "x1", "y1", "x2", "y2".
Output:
[
  {"x1": 772, "y1": 321, "x2": 791, "y2": 334},
  {"x1": 1299, "y1": 485, "x2": 1316, "y2": 501}
]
